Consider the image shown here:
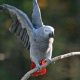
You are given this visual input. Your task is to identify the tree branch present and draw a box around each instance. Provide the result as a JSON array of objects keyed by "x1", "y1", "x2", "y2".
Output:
[{"x1": 21, "y1": 52, "x2": 80, "y2": 80}]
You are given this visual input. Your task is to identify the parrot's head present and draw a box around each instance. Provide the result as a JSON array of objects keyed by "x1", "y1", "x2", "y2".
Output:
[
  {"x1": 36, "y1": 26, "x2": 55, "y2": 41},
  {"x1": 43, "y1": 26, "x2": 55, "y2": 39}
]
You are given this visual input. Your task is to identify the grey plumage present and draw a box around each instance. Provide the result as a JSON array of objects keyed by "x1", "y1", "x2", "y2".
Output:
[
  {"x1": 0, "y1": 3, "x2": 34, "y2": 49},
  {"x1": 0, "y1": 0, "x2": 55, "y2": 71},
  {"x1": 32, "y1": 0, "x2": 43, "y2": 28}
]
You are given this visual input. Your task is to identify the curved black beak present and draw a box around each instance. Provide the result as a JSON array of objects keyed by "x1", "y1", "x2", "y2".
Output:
[{"x1": 49, "y1": 32, "x2": 55, "y2": 38}]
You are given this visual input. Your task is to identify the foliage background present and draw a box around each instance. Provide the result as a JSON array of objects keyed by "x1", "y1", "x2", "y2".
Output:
[{"x1": 0, "y1": 0, "x2": 80, "y2": 80}]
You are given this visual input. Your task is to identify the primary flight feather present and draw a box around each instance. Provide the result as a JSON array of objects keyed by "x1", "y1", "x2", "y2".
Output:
[{"x1": 0, "y1": 0, "x2": 55, "y2": 76}]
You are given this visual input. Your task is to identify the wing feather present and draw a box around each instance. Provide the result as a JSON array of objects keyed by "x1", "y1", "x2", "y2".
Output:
[
  {"x1": 0, "y1": 4, "x2": 35, "y2": 50},
  {"x1": 32, "y1": 0, "x2": 44, "y2": 28}
]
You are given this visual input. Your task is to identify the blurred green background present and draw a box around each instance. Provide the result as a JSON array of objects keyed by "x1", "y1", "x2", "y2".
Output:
[{"x1": 0, "y1": 0, "x2": 80, "y2": 80}]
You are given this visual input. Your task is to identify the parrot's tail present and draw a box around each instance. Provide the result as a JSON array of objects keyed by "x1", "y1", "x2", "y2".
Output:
[{"x1": 30, "y1": 60, "x2": 46, "y2": 76}]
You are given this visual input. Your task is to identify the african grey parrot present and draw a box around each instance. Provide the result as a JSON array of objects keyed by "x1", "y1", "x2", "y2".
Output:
[{"x1": 0, "y1": 0, "x2": 54, "y2": 76}]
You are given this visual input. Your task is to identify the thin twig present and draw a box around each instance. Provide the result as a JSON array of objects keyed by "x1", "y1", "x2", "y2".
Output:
[{"x1": 21, "y1": 52, "x2": 80, "y2": 80}]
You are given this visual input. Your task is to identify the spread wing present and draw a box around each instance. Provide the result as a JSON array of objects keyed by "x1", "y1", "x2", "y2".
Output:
[
  {"x1": 32, "y1": 0, "x2": 44, "y2": 28},
  {"x1": 0, "y1": 4, "x2": 35, "y2": 50}
]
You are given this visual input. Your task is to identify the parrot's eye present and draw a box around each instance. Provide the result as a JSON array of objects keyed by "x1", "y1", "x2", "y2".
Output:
[{"x1": 44, "y1": 29, "x2": 48, "y2": 33}]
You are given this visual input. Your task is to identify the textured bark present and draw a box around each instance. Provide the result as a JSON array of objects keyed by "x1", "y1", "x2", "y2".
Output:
[{"x1": 21, "y1": 52, "x2": 80, "y2": 80}]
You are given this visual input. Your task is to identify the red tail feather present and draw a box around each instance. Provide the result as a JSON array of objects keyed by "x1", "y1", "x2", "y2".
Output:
[{"x1": 30, "y1": 60, "x2": 46, "y2": 76}]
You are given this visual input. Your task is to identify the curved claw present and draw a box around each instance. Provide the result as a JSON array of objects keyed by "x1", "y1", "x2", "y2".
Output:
[
  {"x1": 46, "y1": 58, "x2": 53, "y2": 64},
  {"x1": 36, "y1": 64, "x2": 42, "y2": 71}
]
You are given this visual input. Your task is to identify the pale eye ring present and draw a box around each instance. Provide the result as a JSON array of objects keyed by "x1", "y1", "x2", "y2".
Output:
[{"x1": 44, "y1": 29, "x2": 48, "y2": 32}]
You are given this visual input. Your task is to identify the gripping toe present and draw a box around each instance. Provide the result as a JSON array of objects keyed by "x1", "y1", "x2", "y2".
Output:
[
  {"x1": 36, "y1": 65, "x2": 42, "y2": 71},
  {"x1": 46, "y1": 58, "x2": 53, "y2": 64},
  {"x1": 30, "y1": 60, "x2": 46, "y2": 76}
]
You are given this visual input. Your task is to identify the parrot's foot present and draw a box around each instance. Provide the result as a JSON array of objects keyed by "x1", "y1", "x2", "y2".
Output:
[
  {"x1": 36, "y1": 64, "x2": 42, "y2": 71},
  {"x1": 46, "y1": 58, "x2": 53, "y2": 64}
]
